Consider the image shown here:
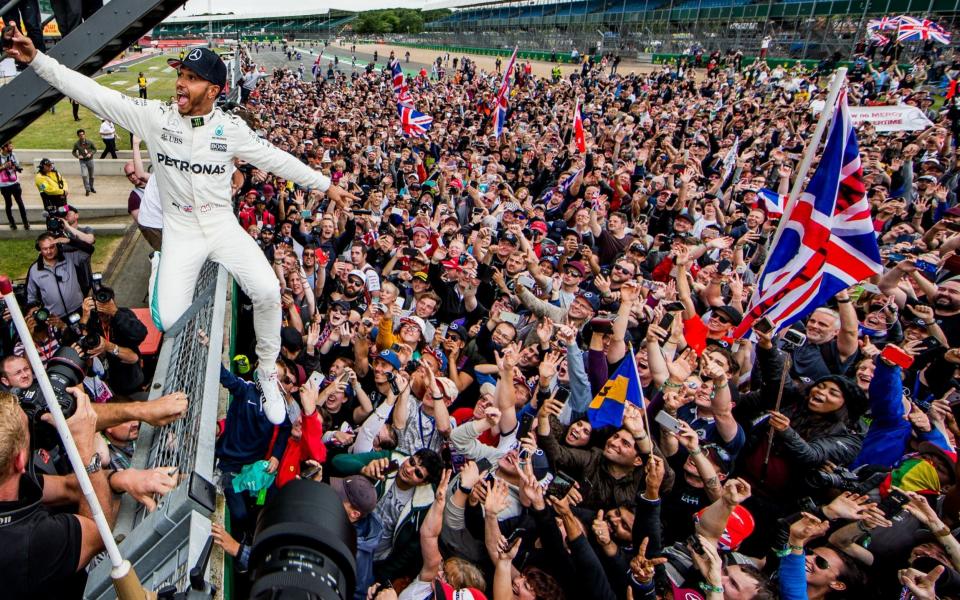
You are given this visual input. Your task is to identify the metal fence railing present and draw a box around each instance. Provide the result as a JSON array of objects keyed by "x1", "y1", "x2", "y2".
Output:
[{"x1": 85, "y1": 262, "x2": 228, "y2": 600}]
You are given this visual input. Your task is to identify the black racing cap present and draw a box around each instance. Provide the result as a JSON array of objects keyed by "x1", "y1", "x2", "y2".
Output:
[{"x1": 168, "y1": 47, "x2": 227, "y2": 89}]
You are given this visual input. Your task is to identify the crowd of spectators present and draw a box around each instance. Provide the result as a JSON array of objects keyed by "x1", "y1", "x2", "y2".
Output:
[
  {"x1": 6, "y1": 34, "x2": 960, "y2": 600},
  {"x1": 195, "y1": 41, "x2": 960, "y2": 600}
]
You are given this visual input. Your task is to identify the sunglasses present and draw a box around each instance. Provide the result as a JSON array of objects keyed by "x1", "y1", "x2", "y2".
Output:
[
  {"x1": 408, "y1": 459, "x2": 427, "y2": 480},
  {"x1": 807, "y1": 550, "x2": 831, "y2": 571},
  {"x1": 282, "y1": 376, "x2": 297, "y2": 386},
  {"x1": 713, "y1": 315, "x2": 732, "y2": 325},
  {"x1": 614, "y1": 264, "x2": 635, "y2": 275},
  {"x1": 564, "y1": 270, "x2": 583, "y2": 277}
]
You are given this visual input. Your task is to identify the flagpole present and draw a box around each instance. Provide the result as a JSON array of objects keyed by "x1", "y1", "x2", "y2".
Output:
[
  {"x1": 782, "y1": 67, "x2": 847, "y2": 218},
  {"x1": 740, "y1": 67, "x2": 847, "y2": 332}
]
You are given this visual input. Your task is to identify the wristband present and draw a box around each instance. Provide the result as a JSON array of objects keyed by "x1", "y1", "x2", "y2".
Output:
[
  {"x1": 457, "y1": 482, "x2": 473, "y2": 495},
  {"x1": 699, "y1": 582, "x2": 723, "y2": 594},
  {"x1": 714, "y1": 379, "x2": 728, "y2": 390},
  {"x1": 663, "y1": 381, "x2": 681, "y2": 389},
  {"x1": 837, "y1": 299, "x2": 852, "y2": 304},
  {"x1": 689, "y1": 447, "x2": 703, "y2": 456},
  {"x1": 633, "y1": 433, "x2": 648, "y2": 441}
]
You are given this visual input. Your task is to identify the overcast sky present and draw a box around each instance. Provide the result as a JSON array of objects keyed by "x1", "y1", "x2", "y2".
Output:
[{"x1": 171, "y1": 0, "x2": 432, "y2": 17}]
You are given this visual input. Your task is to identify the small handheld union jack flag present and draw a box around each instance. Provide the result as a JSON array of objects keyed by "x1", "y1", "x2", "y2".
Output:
[
  {"x1": 732, "y1": 86, "x2": 881, "y2": 339},
  {"x1": 493, "y1": 47, "x2": 518, "y2": 139},
  {"x1": 756, "y1": 188, "x2": 786, "y2": 218},
  {"x1": 398, "y1": 103, "x2": 433, "y2": 138}
]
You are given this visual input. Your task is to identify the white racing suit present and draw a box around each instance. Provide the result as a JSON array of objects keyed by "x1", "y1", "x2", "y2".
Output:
[{"x1": 31, "y1": 52, "x2": 331, "y2": 418}]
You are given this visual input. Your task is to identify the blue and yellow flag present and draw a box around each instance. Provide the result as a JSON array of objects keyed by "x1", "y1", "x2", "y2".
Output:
[{"x1": 588, "y1": 347, "x2": 645, "y2": 428}]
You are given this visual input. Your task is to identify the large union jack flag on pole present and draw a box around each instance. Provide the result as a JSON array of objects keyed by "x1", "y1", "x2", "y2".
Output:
[
  {"x1": 391, "y1": 59, "x2": 414, "y2": 107},
  {"x1": 732, "y1": 88, "x2": 881, "y2": 339},
  {"x1": 897, "y1": 16, "x2": 952, "y2": 44},
  {"x1": 398, "y1": 103, "x2": 433, "y2": 138},
  {"x1": 493, "y1": 47, "x2": 518, "y2": 139}
]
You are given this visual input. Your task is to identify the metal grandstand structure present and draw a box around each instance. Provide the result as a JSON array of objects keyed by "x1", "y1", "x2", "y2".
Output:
[
  {"x1": 420, "y1": 0, "x2": 960, "y2": 59},
  {"x1": 153, "y1": 9, "x2": 358, "y2": 40}
]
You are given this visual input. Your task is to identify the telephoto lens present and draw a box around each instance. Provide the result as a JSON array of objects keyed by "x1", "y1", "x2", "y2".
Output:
[{"x1": 249, "y1": 480, "x2": 357, "y2": 600}]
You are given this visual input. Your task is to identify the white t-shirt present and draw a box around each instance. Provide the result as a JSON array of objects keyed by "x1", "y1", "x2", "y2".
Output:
[{"x1": 137, "y1": 175, "x2": 164, "y2": 229}]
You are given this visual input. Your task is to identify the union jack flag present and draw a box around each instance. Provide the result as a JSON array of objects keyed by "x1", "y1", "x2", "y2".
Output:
[
  {"x1": 398, "y1": 103, "x2": 433, "y2": 138},
  {"x1": 493, "y1": 47, "x2": 518, "y2": 139},
  {"x1": 756, "y1": 188, "x2": 785, "y2": 218},
  {"x1": 312, "y1": 53, "x2": 322, "y2": 78},
  {"x1": 391, "y1": 59, "x2": 413, "y2": 107},
  {"x1": 732, "y1": 88, "x2": 881, "y2": 339},
  {"x1": 867, "y1": 15, "x2": 902, "y2": 31},
  {"x1": 869, "y1": 32, "x2": 891, "y2": 46},
  {"x1": 540, "y1": 168, "x2": 582, "y2": 205},
  {"x1": 897, "y1": 16, "x2": 952, "y2": 44}
]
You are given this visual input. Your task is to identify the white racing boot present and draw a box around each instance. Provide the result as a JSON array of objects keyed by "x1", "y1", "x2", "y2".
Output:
[{"x1": 255, "y1": 364, "x2": 286, "y2": 425}]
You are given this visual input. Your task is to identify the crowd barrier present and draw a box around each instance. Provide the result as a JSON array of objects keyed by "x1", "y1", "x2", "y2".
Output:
[{"x1": 85, "y1": 262, "x2": 228, "y2": 599}]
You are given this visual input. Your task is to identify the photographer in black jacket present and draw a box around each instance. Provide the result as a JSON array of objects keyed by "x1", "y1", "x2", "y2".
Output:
[{"x1": 77, "y1": 280, "x2": 147, "y2": 398}]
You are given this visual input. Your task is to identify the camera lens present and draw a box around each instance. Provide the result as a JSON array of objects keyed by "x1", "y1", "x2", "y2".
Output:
[
  {"x1": 34, "y1": 308, "x2": 49, "y2": 323},
  {"x1": 249, "y1": 480, "x2": 357, "y2": 600},
  {"x1": 80, "y1": 333, "x2": 101, "y2": 351},
  {"x1": 22, "y1": 346, "x2": 85, "y2": 420},
  {"x1": 93, "y1": 287, "x2": 114, "y2": 303}
]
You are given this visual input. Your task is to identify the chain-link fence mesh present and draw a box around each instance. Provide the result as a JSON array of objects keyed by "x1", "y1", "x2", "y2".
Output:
[{"x1": 85, "y1": 263, "x2": 227, "y2": 600}]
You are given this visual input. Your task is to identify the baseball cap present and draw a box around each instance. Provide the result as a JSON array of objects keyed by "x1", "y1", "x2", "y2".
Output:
[
  {"x1": 330, "y1": 299, "x2": 351, "y2": 312},
  {"x1": 435, "y1": 376, "x2": 459, "y2": 401},
  {"x1": 376, "y1": 349, "x2": 402, "y2": 370},
  {"x1": 499, "y1": 232, "x2": 520, "y2": 245},
  {"x1": 424, "y1": 345, "x2": 450, "y2": 371},
  {"x1": 447, "y1": 321, "x2": 469, "y2": 341},
  {"x1": 167, "y1": 47, "x2": 227, "y2": 89},
  {"x1": 576, "y1": 290, "x2": 600, "y2": 311},
  {"x1": 566, "y1": 260, "x2": 587, "y2": 276},
  {"x1": 400, "y1": 315, "x2": 428, "y2": 337},
  {"x1": 530, "y1": 220, "x2": 548, "y2": 234},
  {"x1": 694, "y1": 505, "x2": 754, "y2": 551},
  {"x1": 713, "y1": 305, "x2": 743, "y2": 326},
  {"x1": 330, "y1": 476, "x2": 378, "y2": 517},
  {"x1": 479, "y1": 382, "x2": 497, "y2": 397},
  {"x1": 412, "y1": 271, "x2": 429, "y2": 282},
  {"x1": 347, "y1": 269, "x2": 367, "y2": 283},
  {"x1": 675, "y1": 210, "x2": 696, "y2": 224},
  {"x1": 280, "y1": 326, "x2": 303, "y2": 351},
  {"x1": 412, "y1": 226, "x2": 431, "y2": 238}
]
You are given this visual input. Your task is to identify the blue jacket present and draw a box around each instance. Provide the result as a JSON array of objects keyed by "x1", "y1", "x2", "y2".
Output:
[
  {"x1": 851, "y1": 360, "x2": 949, "y2": 469},
  {"x1": 779, "y1": 552, "x2": 808, "y2": 600},
  {"x1": 353, "y1": 513, "x2": 384, "y2": 600},
  {"x1": 216, "y1": 366, "x2": 291, "y2": 468}
]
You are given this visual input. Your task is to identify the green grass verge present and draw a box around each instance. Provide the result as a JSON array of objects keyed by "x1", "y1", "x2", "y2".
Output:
[
  {"x1": 0, "y1": 234, "x2": 123, "y2": 280},
  {"x1": 11, "y1": 54, "x2": 178, "y2": 151}
]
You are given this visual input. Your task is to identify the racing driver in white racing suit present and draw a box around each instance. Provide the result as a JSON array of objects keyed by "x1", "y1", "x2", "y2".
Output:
[{"x1": 3, "y1": 28, "x2": 358, "y2": 424}]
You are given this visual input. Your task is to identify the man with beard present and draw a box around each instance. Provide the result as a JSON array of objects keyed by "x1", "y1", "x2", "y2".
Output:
[
  {"x1": 789, "y1": 292, "x2": 860, "y2": 381},
  {"x1": 932, "y1": 279, "x2": 960, "y2": 345}
]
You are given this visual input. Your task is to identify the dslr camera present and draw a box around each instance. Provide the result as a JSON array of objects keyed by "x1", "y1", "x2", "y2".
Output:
[
  {"x1": 90, "y1": 272, "x2": 114, "y2": 304},
  {"x1": 43, "y1": 206, "x2": 67, "y2": 237},
  {"x1": 15, "y1": 346, "x2": 85, "y2": 422}
]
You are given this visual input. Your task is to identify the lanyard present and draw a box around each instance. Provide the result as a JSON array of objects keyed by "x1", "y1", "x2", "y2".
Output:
[{"x1": 418, "y1": 406, "x2": 436, "y2": 449}]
